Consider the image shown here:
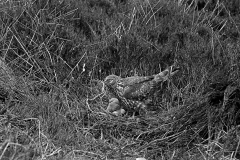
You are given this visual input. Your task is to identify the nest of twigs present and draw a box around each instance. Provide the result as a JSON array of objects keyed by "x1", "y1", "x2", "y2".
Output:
[
  {"x1": 133, "y1": 81, "x2": 240, "y2": 155},
  {"x1": 87, "y1": 81, "x2": 240, "y2": 158}
]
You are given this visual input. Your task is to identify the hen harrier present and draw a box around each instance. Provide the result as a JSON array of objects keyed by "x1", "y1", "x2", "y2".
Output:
[{"x1": 104, "y1": 65, "x2": 180, "y2": 111}]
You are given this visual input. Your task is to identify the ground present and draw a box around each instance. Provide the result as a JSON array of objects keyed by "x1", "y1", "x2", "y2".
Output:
[{"x1": 0, "y1": 0, "x2": 240, "y2": 159}]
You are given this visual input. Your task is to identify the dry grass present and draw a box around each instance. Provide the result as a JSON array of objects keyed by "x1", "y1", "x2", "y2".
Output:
[{"x1": 0, "y1": 0, "x2": 240, "y2": 159}]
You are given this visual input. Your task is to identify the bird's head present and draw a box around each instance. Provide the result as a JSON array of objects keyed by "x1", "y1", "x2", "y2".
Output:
[{"x1": 104, "y1": 75, "x2": 120, "y2": 87}]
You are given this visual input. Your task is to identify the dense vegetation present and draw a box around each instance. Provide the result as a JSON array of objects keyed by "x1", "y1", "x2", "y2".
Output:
[{"x1": 0, "y1": 0, "x2": 240, "y2": 159}]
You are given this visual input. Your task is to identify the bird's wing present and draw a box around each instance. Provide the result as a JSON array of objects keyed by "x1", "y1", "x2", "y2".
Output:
[
  {"x1": 114, "y1": 66, "x2": 180, "y2": 100},
  {"x1": 110, "y1": 75, "x2": 153, "y2": 100},
  {"x1": 122, "y1": 80, "x2": 155, "y2": 100}
]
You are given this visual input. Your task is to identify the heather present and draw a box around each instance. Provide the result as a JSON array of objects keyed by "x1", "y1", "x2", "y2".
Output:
[{"x1": 0, "y1": 0, "x2": 240, "y2": 159}]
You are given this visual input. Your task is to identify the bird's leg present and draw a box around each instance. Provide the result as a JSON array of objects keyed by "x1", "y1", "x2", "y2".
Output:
[{"x1": 128, "y1": 101, "x2": 147, "y2": 119}]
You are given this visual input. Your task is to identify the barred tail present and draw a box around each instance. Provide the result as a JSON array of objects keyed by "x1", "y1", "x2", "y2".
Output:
[{"x1": 154, "y1": 65, "x2": 180, "y2": 83}]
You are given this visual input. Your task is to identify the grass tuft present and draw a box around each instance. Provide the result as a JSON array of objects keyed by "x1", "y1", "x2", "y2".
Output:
[{"x1": 0, "y1": 0, "x2": 240, "y2": 159}]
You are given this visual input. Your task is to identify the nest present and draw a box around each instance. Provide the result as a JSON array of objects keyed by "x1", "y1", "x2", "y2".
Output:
[{"x1": 147, "y1": 82, "x2": 240, "y2": 150}]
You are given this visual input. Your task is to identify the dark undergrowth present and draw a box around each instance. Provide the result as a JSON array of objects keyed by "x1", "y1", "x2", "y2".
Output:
[{"x1": 0, "y1": 0, "x2": 240, "y2": 159}]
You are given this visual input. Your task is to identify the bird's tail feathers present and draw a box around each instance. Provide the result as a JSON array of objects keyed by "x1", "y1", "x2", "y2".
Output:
[{"x1": 154, "y1": 65, "x2": 180, "y2": 83}]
